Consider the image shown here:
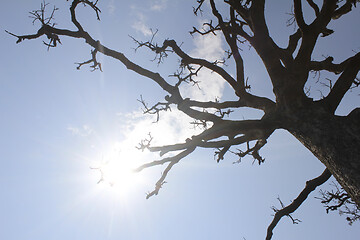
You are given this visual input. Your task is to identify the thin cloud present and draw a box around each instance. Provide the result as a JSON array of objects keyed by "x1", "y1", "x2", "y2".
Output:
[
  {"x1": 67, "y1": 124, "x2": 94, "y2": 137},
  {"x1": 181, "y1": 27, "x2": 225, "y2": 102},
  {"x1": 130, "y1": 0, "x2": 167, "y2": 36},
  {"x1": 150, "y1": 0, "x2": 168, "y2": 11},
  {"x1": 120, "y1": 20, "x2": 226, "y2": 149},
  {"x1": 107, "y1": 0, "x2": 116, "y2": 15},
  {"x1": 119, "y1": 108, "x2": 202, "y2": 148},
  {"x1": 131, "y1": 12, "x2": 152, "y2": 36}
]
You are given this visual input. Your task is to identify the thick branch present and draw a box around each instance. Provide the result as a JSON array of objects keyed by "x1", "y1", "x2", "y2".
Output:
[
  {"x1": 306, "y1": 0, "x2": 320, "y2": 16},
  {"x1": 148, "y1": 117, "x2": 276, "y2": 156},
  {"x1": 151, "y1": 134, "x2": 261, "y2": 157},
  {"x1": 187, "y1": 99, "x2": 246, "y2": 109},
  {"x1": 294, "y1": 0, "x2": 307, "y2": 30},
  {"x1": 294, "y1": 0, "x2": 337, "y2": 66},
  {"x1": 285, "y1": 29, "x2": 301, "y2": 56},
  {"x1": 322, "y1": 52, "x2": 360, "y2": 112},
  {"x1": 238, "y1": 1, "x2": 289, "y2": 100},
  {"x1": 311, "y1": 57, "x2": 344, "y2": 74},
  {"x1": 69, "y1": 0, "x2": 101, "y2": 32},
  {"x1": 332, "y1": 0, "x2": 359, "y2": 19},
  {"x1": 164, "y1": 39, "x2": 240, "y2": 93}
]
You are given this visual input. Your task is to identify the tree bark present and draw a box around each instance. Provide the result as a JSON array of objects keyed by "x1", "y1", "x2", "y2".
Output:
[{"x1": 284, "y1": 106, "x2": 360, "y2": 207}]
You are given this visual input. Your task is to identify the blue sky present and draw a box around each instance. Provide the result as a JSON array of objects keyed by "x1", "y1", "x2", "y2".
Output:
[{"x1": 1, "y1": 0, "x2": 360, "y2": 239}]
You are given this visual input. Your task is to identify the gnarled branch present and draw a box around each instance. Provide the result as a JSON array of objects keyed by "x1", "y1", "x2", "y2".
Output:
[{"x1": 266, "y1": 168, "x2": 331, "y2": 240}]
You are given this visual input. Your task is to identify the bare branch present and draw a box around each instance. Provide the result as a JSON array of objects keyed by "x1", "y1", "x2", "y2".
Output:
[
  {"x1": 130, "y1": 29, "x2": 173, "y2": 64},
  {"x1": 271, "y1": 197, "x2": 302, "y2": 224},
  {"x1": 136, "y1": 132, "x2": 153, "y2": 152},
  {"x1": 294, "y1": 0, "x2": 337, "y2": 66},
  {"x1": 224, "y1": 0, "x2": 251, "y2": 26},
  {"x1": 6, "y1": 29, "x2": 45, "y2": 44},
  {"x1": 266, "y1": 169, "x2": 331, "y2": 240},
  {"x1": 134, "y1": 148, "x2": 196, "y2": 199},
  {"x1": 137, "y1": 95, "x2": 171, "y2": 122},
  {"x1": 189, "y1": 20, "x2": 221, "y2": 36},
  {"x1": 305, "y1": 0, "x2": 320, "y2": 16},
  {"x1": 332, "y1": 0, "x2": 360, "y2": 19},
  {"x1": 318, "y1": 182, "x2": 360, "y2": 225},
  {"x1": 162, "y1": 39, "x2": 275, "y2": 112},
  {"x1": 76, "y1": 48, "x2": 102, "y2": 71},
  {"x1": 90, "y1": 165, "x2": 114, "y2": 186},
  {"x1": 193, "y1": 0, "x2": 205, "y2": 16},
  {"x1": 171, "y1": 65, "x2": 202, "y2": 88},
  {"x1": 148, "y1": 118, "x2": 276, "y2": 157},
  {"x1": 293, "y1": 0, "x2": 307, "y2": 30},
  {"x1": 210, "y1": 1, "x2": 247, "y2": 91},
  {"x1": 310, "y1": 53, "x2": 360, "y2": 75},
  {"x1": 69, "y1": 0, "x2": 101, "y2": 31},
  {"x1": 285, "y1": 29, "x2": 301, "y2": 55},
  {"x1": 322, "y1": 52, "x2": 360, "y2": 112},
  {"x1": 231, "y1": 138, "x2": 267, "y2": 165}
]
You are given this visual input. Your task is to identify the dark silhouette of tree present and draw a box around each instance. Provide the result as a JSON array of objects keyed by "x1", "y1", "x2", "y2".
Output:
[{"x1": 7, "y1": 0, "x2": 360, "y2": 239}]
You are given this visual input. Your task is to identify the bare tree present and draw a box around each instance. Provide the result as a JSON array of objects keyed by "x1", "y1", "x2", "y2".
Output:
[{"x1": 7, "y1": 0, "x2": 360, "y2": 239}]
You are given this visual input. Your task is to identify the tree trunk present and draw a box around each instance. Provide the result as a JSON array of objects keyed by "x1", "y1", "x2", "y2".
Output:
[{"x1": 284, "y1": 106, "x2": 360, "y2": 207}]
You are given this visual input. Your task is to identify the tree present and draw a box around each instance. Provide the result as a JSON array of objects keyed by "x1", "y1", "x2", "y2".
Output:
[{"x1": 7, "y1": 0, "x2": 360, "y2": 239}]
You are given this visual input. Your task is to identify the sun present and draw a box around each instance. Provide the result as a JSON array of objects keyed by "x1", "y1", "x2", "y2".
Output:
[{"x1": 90, "y1": 141, "x2": 146, "y2": 196}]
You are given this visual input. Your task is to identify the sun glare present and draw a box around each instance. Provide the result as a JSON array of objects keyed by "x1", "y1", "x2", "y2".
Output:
[
  {"x1": 91, "y1": 142, "x2": 146, "y2": 196},
  {"x1": 88, "y1": 109, "x2": 196, "y2": 198}
]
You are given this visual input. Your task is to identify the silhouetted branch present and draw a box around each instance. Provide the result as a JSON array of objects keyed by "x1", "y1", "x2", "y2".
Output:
[
  {"x1": 6, "y1": 2, "x2": 62, "y2": 50},
  {"x1": 76, "y1": 48, "x2": 102, "y2": 71},
  {"x1": 90, "y1": 164, "x2": 114, "y2": 186},
  {"x1": 134, "y1": 148, "x2": 195, "y2": 199},
  {"x1": 210, "y1": 0, "x2": 249, "y2": 92},
  {"x1": 130, "y1": 29, "x2": 173, "y2": 64},
  {"x1": 190, "y1": 20, "x2": 221, "y2": 36},
  {"x1": 318, "y1": 182, "x2": 360, "y2": 225},
  {"x1": 231, "y1": 138, "x2": 267, "y2": 165},
  {"x1": 294, "y1": 0, "x2": 307, "y2": 30},
  {"x1": 322, "y1": 52, "x2": 360, "y2": 112},
  {"x1": 171, "y1": 65, "x2": 202, "y2": 88},
  {"x1": 332, "y1": 0, "x2": 359, "y2": 19},
  {"x1": 136, "y1": 132, "x2": 153, "y2": 151},
  {"x1": 305, "y1": 0, "x2": 320, "y2": 16},
  {"x1": 137, "y1": 95, "x2": 171, "y2": 122},
  {"x1": 29, "y1": 1, "x2": 58, "y2": 25},
  {"x1": 161, "y1": 39, "x2": 275, "y2": 112},
  {"x1": 266, "y1": 168, "x2": 331, "y2": 240},
  {"x1": 5, "y1": 29, "x2": 44, "y2": 44},
  {"x1": 310, "y1": 54, "x2": 360, "y2": 74}
]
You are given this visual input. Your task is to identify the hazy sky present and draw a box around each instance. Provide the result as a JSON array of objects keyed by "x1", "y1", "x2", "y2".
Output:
[{"x1": 1, "y1": 1, "x2": 359, "y2": 240}]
